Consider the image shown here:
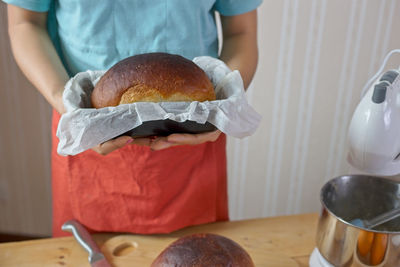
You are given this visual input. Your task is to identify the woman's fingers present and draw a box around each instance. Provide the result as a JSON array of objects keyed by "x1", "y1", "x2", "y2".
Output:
[
  {"x1": 91, "y1": 136, "x2": 153, "y2": 155},
  {"x1": 91, "y1": 136, "x2": 133, "y2": 155},
  {"x1": 150, "y1": 130, "x2": 222, "y2": 151},
  {"x1": 131, "y1": 137, "x2": 152, "y2": 147},
  {"x1": 150, "y1": 137, "x2": 179, "y2": 151},
  {"x1": 92, "y1": 130, "x2": 222, "y2": 154},
  {"x1": 167, "y1": 130, "x2": 221, "y2": 145}
]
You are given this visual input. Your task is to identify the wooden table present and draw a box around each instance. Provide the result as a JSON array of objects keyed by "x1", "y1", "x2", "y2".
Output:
[{"x1": 0, "y1": 213, "x2": 319, "y2": 266}]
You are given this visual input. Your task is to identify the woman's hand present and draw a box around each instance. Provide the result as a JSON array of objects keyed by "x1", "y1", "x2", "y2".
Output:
[
  {"x1": 91, "y1": 136, "x2": 155, "y2": 155},
  {"x1": 92, "y1": 130, "x2": 221, "y2": 155},
  {"x1": 150, "y1": 130, "x2": 221, "y2": 151},
  {"x1": 91, "y1": 130, "x2": 221, "y2": 155}
]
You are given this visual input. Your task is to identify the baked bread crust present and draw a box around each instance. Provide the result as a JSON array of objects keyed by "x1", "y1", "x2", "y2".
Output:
[
  {"x1": 91, "y1": 53, "x2": 215, "y2": 108},
  {"x1": 151, "y1": 233, "x2": 255, "y2": 267}
]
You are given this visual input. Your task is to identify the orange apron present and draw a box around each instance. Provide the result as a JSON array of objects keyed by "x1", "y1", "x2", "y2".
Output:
[{"x1": 51, "y1": 110, "x2": 228, "y2": 237}]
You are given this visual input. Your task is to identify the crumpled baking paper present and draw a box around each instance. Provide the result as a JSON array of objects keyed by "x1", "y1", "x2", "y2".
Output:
[{"x1": 57, "y1": 56, "x2": 262, "y2": 156}]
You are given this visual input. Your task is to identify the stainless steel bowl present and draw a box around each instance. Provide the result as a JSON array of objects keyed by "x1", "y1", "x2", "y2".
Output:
[{"x1": 316, "y1": 175, "x2": 400, "y2": 266}]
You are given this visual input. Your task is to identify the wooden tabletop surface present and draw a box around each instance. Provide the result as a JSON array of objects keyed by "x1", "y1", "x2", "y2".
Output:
[{"x1": 0, "y1": 213, "x2": 319, "y2": 266}]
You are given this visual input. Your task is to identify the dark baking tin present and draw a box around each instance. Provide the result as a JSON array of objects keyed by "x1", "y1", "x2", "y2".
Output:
[{"x1": 122, "y1": 119, "x2": 217, "y2": 138}]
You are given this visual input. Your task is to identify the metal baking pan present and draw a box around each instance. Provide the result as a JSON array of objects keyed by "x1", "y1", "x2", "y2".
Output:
[{"x1": 122, "y1": 119, "x2": 217, "y2": 138}]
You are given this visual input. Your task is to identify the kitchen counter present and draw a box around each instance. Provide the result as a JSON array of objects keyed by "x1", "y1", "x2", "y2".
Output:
[{"x1": 0, "y1": 213, "x2": 319, "y2": 266}]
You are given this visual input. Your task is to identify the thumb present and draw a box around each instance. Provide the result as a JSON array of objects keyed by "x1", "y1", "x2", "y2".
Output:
[{"x1": 92, "y1": 136, "x2": 134, "y2": 155}]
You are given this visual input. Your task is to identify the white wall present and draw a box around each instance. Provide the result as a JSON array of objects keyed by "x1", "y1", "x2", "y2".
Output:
[
  {"x1": 227, "y1": 0, "x2": 400, "y2": 220},
  {"x1": 0, "y1": 3, "x2": 52, "y2": 236}
]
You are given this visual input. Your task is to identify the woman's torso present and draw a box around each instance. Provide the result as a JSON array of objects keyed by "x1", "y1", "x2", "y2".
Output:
[
  {"x1": 49, "y1": 0, "x2": 229, "y2": 235},
  {"x1": 51, "y1": 0, "x2": 220, "y2": 75}
]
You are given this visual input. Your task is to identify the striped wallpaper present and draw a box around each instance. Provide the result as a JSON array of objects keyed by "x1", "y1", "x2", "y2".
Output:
[
  {"x1": 227, "y1": 0, "x2": 400, "y2": 220},
  {"x1": 0, "y1": 3, "x2": 52, "y2": 236},
  {"x1": 1, "y1": 0, "x2": 400, "y2": 236}
]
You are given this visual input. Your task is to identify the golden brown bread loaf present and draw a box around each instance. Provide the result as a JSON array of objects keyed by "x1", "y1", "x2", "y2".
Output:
[
  {"x1": 151, "y1": 233, "x2": 255, "y2": 267},
  {"x1": 91, "y1": 53, "x2": 216, "y2": 108}
]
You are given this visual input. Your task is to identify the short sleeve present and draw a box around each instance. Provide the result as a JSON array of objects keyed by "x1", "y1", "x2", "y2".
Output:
[
  {"x1": 2, "y1": 0, "x2": 51, "y2": 12},
  {"x1": 214, "y1": 0, "x2": 262, "y2": 16}
]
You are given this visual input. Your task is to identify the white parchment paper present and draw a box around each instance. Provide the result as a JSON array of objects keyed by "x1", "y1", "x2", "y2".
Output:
[{"x1": 57, "y1": 56, "x2": 262, "y2": 156}]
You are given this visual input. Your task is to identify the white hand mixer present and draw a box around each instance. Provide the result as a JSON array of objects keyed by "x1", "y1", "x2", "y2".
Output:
[{"x1": 348, "y1": 49, "x2": 400, "y2": 176}]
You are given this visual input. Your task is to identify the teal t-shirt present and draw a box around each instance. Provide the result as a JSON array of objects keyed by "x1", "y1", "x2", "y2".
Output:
[{"x1": 4, "y1": 0, "x2": 262, "y2": 76}]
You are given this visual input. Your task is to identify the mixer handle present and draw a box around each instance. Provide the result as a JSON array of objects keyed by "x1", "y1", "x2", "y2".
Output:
[{"x1": 361, "y1": 49, "x2": 400, "y2": 97}]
